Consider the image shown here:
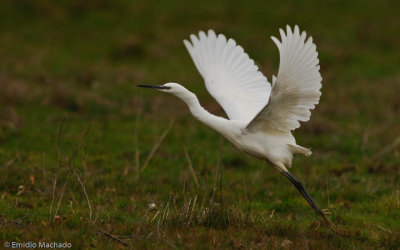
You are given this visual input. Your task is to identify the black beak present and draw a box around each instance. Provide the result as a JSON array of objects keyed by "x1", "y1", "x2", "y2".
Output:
[{"x1": 137, "y1": 84, "x2": 170, "y2": 90}]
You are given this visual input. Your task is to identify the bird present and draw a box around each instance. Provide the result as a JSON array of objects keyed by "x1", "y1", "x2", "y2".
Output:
[{"x1": 138, "y1": 25, "x2": 334, "y2": 228}]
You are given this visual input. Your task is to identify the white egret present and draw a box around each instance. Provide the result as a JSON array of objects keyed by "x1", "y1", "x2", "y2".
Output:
[{"x1": 138, "y1": 25, "x2": 333, "y2": 227}]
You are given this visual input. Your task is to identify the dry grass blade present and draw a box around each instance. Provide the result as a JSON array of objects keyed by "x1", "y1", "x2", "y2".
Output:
[
  {"x1": 71, "y1": 165, "x2": 93, "y2": 220},
  {"x1": 152, "y1": 211, "x2": 160, "y2": 221},
  {"x1": 98, "y1": 229, "x2": 128, "y2": 246},
  {"x1": 49, "y1": 118, "x2": 65, "y2": 223},
  {"x1": 134, "y1": 97, "x2": 142, "y2": 178},
  {"x1": 141, "y1": 117, "x2": 175, "y2": 172},
  {"x1": 162, "y1": 196, "x2": 171, "y2": 220},
  {"x1": 371, "y1": 134, "x2": 400, "y2": 161},
  {"x1": 214, "y1": 136, "x2": 224, "y2": 187},
  {"x1": 135, "y1": 150, "x2": 140, "y2": 180},
  {"x1": 54, "y1": 172, "x2": 70, "y2": 222},
  {"x1": 52, "y1": 123, "x2": 93, "y2": 221},
  {"x1": 4, "y1": 155, "x2": 19, "y2": 168},
  {"x1": 69, "y1": 127, "x2": 93, "y2": 220},
  {"x1": 377, "y1": 225, "x2": 392, "y2": 234},
  {"x1": 184, "y1": 147, "x2": 200, "y2": 188}
]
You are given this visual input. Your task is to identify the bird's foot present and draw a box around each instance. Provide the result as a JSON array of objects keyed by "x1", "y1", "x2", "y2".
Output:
[
  {"x1": 322, "y1": 208, "x2": 332, "y2": 216},
  {"x1": 320, "y1": 209, "x2": 336, "y2": 232}
]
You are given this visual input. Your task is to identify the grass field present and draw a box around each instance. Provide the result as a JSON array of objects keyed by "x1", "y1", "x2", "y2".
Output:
[{"x1": 0, "y1": 0, "x2": 400, "y2": 248}]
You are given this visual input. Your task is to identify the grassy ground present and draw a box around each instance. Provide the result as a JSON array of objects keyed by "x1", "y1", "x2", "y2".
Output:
[{"x1": 0, "y1": 0, "x2": 400, "y2": 248}]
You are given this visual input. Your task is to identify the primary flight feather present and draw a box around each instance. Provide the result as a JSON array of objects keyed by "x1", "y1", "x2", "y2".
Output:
[
  {"x1": 183, "y1": 30, "x2": 271, "y2": 122},
  {"x1": 248, "y1": 25, "x2": 322, "y2": 132},
  {"x1": 138, "y1": 25, "x2": 333, "y2": 229}
]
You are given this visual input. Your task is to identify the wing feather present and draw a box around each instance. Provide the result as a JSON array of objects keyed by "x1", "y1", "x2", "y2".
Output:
[
  {"x1": 184, "y1": 30, "x2": 271, "y2": 122},
  {"x1": 247, "y1": 25, "x2": 322, "y2": 132}
]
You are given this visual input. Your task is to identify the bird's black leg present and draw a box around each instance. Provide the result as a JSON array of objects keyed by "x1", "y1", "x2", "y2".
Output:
[
  {"x1": 281, "y1": 171, "x2": 323, "y2": 216},
  {"x1": 281, "y1": 171, "x2": 335, "y2": 229}
]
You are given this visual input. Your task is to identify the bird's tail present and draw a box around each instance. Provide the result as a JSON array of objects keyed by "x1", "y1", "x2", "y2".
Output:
[{"x1": 288, "y1": 144, "x2": 312, "y2": 156}]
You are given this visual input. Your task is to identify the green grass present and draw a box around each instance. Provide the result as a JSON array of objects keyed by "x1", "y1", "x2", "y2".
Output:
[{"x1": 0, "y1": 0, "x2": 400, "y2": 248}]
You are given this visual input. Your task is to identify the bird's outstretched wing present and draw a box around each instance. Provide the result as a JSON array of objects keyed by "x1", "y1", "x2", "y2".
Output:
[
  {"x1": 184, "y1": 30, "x2": 271, "y2": 122},
  {"x1": 246, "y1": 25, "x2": 322, "y2": 132}
]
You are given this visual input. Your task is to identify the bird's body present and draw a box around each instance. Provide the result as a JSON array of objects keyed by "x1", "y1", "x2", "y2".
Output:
[
  {"x1": 138, "y1": 25, "x2": 334, "y2": 228},
  {"x1": 173, "y1": 85, "x2": 300, "y2": 171}
]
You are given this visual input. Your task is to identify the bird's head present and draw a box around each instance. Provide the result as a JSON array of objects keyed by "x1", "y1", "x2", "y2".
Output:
[{"x1": 137, "y1": 83, "x2": 189, "y2": 97}]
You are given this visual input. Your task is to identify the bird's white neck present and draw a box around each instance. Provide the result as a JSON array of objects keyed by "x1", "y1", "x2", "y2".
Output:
[{"x1": 175, "y1": 90, "x2": 236, "y2": 138}]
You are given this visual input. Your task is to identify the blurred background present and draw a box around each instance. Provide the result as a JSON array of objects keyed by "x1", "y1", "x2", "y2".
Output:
[{"x1": 0, "y1": 0, "x2": 399, "y2": 248}]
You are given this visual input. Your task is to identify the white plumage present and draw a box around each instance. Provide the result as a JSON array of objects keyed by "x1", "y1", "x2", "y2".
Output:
[
  {"x1": 183, "y1": 30, "x2": 271, "y2": 122},
  {"x1": 138, "y1": 25, "x2": 334, "y2": 227},
  {"x1": 248, "y1": 25, "x2": 322, "y2": 132}
]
